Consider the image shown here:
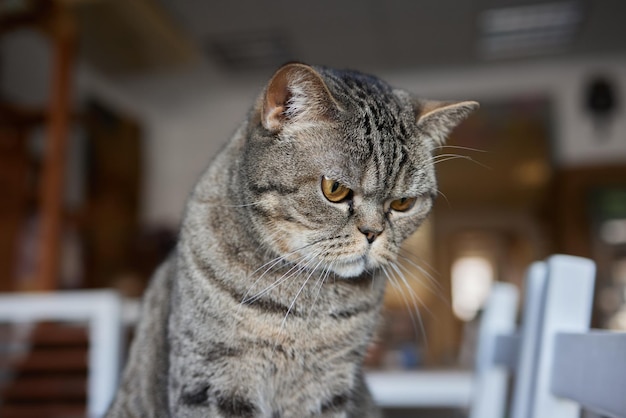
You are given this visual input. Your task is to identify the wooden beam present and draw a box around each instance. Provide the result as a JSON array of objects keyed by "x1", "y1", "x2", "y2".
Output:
[{"x1": 36, "y1": 4, "x2": 75, "y2": 290}]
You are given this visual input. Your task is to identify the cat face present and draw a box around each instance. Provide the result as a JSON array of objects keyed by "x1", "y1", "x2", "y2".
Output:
[{"x1": 241, "y1": 63, "x2": 477, "y2": 279}]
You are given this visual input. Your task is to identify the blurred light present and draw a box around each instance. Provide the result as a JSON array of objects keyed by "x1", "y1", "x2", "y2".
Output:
[
  {"x1": 452, "y1": 256, "x2": 494, "y2": 321},
  {"x1": 481, "y1": 2, "x2": 581, "y2": 33},
  {"x1": 513, "y1": 159, "x2": 550, "y2": 188},
  {"x1": 479, "y1": 1, "x2": 582, "y2": 59},
  {"x1": 601, "y1": 219, "x2": 626, "y2": 245},
  {"x1": 608, "y1": 309, "x2": 626, "y2": 331},
  {"x1": 612, "y1": 258, "x2": 626, "y2": 285}
]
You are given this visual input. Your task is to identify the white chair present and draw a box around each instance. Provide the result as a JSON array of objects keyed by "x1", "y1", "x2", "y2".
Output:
[
  {"x1": 469, "y1": 280, "x2": 519, "y2": 418},
  {"x1": 0, "y1": 290, "x2": 124, "y2": 418},
  {"x1": 510, "y1": 255, "x2": 626, "y2": 418},
  {"x1": 368, "y1": 254, "x2": 626, "y2": 418},
  {"x1": 472, "y1": 254, "x2": 626, "y2": 418},
  {"x1": 366, "y1": 280, "x2": 519, "y2": 414}
]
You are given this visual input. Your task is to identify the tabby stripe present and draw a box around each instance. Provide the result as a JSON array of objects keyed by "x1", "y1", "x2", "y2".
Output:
[
  {"x1": 249, "y1": 182, "x2": 299, "y2": 196},
  {"x1": 321, "y1": 392, "x2": 351, "y2": 413},
  {"x1": 249, "y1": 204, "x2": 312, "y2": 229},
  {"x1": 363, "y1": 112, "x2": 372, "y2": 136},
  {"x1": 187, "y1": 246, "x2": 298, "y2": 317},
  {"x1": 239, "y1": 292, "x2": 299, "y2": 316},
  {"x1": 205, "y1": 342, "x2": 242, "y2": 362},
  {"x1": 251, "y1": 338, "x2": 293, "y2": 358},
  {"x1": 217, "y1": 394, "x2": 257, "y2": 418},
  {"x1": 180, "y1": 384, "x2": 211, "y2": 406},
  {"x1": 329, "y1": 301, "x2": 376, "y2": 320},
  {"x1": 180, "y1": 385, "x2": 257, "y2": 418},
  {"x1": 389, "y1": 140, "x2": 406, "y2": 184}
]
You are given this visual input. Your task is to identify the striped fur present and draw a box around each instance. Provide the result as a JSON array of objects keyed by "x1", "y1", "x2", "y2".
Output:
[{"x1": 106, "y1": 63, "x2": 477, "y2": 418}]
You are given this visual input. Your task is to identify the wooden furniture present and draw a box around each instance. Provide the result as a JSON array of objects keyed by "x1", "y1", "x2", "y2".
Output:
[{"x1": 1, "y1": 0, "x2": 76, "y2": 291}]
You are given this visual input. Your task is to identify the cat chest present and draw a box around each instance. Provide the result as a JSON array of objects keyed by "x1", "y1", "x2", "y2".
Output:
[{"x1": 176, "y1": 339, "x2": 360, "y2": 417}]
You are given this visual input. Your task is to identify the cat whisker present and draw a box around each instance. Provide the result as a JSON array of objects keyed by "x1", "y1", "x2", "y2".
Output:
[
  {"x1": 428, "y1": 154, "x2": 492, "y2": 171},
  {"x1": 435, "y1": 189, "x2": 451, "y2": 207},
  {"x1": 245, "y1": 236, "x2": 345, "y2": 309},
  {"x1": 382, "y1": 264, "x2": 421, "y2": 331},
  {"x1": 277, "y1": 252, "x2": 322, "y2": 294},
  {"x1": 396, "y1": 250, "x2": 452, "y2": 310},
  {"x1": 238, "y1": 254, "x2": 300, "y2": 309},
  {"x1": 242, "y1": 252, "x2": 314, "y2": 306},
  {"x1": 393, "y1": 261, "x2": 440, "y2": 314},
  {"x1": 396, "y1": 256, "x2": 450, "y2": 310},
  {"x1": 241, "y1": 240, "x2": 322, "y2": 306},
  {"x1": 307, "y1": 262, "x2": 334, "y2": 320},
  {"x1": 437, "y1": 145, "x2": 488, "y2": 154},
  {"x1": 281, "y1": 257, "x2": 325, "y2": 330},
  {"x1": 387, "y1": 262, "x2": 429, "y2": 347},
  {"x1": 247, "y1": 245, "x2": 327, "y2": 304},
  {"x1": 389, "y1": 262, "x2": 429, "y2": 313},
  {"x1": 396, "y1": 250, "x2": 441, "y2": 290}
]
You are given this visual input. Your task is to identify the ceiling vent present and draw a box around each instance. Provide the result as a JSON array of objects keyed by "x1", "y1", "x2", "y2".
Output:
[{"x1": 478, "y1": 1, "x2": 583, "y2": 59}]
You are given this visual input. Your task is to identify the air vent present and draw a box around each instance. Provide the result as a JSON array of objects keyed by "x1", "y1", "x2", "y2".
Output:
[
  {"x1": 207, "y1": 30, "x2": 293, "y2": 72},
  {"x1": 478, "y1": 1, "x2": 583, "y2": 59}
]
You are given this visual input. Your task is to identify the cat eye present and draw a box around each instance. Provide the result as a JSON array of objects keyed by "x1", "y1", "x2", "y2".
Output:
[
  {"x1": 390, "y1": 197, "x2": 418, "y2": 212},
  {"x1": 321, "y1": 177, "x2": 352, "y2": 203}
]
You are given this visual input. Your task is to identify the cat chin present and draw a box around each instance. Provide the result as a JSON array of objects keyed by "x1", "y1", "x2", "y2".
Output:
[{"x1": 331, "y1": 259, "x2": 367, "y2": 278}]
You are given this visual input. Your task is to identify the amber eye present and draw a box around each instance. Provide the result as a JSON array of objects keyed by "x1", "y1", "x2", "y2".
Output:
[
  {"x1": 321, "y1": 177, "x2": 352, "y2": 203},
  {"x1": 390, "y1": 197, "x2": 418, "y2": 212}
]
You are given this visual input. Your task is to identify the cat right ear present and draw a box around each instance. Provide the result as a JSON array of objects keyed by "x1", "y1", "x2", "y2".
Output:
[
  {"x1": 262, "y1": 63, "x2": 340, "y2": 133},
  {"x1": 413, "y1": 99, "x2": 479, "y2": 146}
]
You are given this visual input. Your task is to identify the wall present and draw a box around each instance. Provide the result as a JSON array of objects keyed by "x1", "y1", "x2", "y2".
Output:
[
  {"x1": 387, "y1": 55, "x2": 626, "y2": 168},
  {"x1": 79, "y1": 69, "x2": 263, "y2": 226}
]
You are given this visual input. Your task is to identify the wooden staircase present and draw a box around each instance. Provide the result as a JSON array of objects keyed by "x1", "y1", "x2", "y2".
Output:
[{"x1": 0, "y1": 322, "x2": 89, "y2": 418}]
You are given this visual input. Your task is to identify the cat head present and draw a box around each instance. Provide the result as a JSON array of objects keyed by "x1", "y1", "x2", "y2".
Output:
[{"x1": 241, "y1": 63, "x2": 478, "y2": 278}]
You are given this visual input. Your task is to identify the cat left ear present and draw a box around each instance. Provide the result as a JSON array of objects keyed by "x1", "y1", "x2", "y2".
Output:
[
  {"x1": 414, "y1": 99, "x2": 479, "y2": 146},
  {"x1": 262, "y1": 63, "x2": 340, "y2": 133}
]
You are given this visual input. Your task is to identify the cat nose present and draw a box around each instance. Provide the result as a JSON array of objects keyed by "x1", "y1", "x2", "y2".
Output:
[{"x1": 358, "y1": 226, "x2": 383, "y2": 244}]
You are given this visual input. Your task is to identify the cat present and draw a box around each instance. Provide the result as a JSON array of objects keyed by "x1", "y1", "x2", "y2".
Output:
[{"x1": 105, "y1": 62, "x2": 478, "y2": 418}]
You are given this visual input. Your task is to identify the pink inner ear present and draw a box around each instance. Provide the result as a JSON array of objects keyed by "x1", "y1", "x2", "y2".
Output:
[
  {"x1": 263, "y1": 68, "x2": 292, "y2": 132},
  {"x1": 261, "y1": 63, "x2": 340, "y2": 132}
]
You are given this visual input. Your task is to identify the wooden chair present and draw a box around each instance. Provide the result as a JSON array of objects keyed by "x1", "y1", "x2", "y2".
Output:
[{"x1": 0, "y1": 290, "x2": 123, "y2": 418}]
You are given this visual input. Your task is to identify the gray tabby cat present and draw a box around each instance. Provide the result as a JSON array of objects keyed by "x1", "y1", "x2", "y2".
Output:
[{"x1": 106, "y1": 63, "x2": 477, "y2": 418}]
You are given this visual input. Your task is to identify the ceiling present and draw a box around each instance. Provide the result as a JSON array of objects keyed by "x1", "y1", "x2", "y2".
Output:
[
  {"x1": 153, "y1": 0, "x2": 626, "y2": 75},
  {"x1": 6, "y1": 0, "x2": 625, "y2": 79}
]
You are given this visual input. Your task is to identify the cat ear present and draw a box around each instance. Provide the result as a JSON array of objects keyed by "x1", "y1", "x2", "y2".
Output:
[
  {"x1": 413, "y1": 99, "x2": 479, "y2": 146},
  {"x1": 262, "y1": 63, "x2": 340, "y2": 133}
]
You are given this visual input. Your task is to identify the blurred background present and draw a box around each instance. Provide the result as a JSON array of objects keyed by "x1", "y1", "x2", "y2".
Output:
[{"x1": 1, "y1": 0, "x2": 626, "y2": 416}]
